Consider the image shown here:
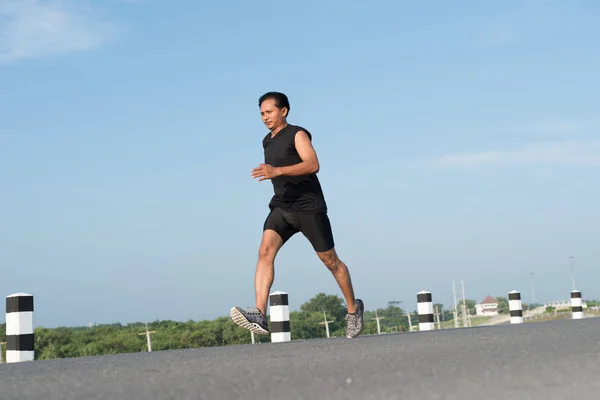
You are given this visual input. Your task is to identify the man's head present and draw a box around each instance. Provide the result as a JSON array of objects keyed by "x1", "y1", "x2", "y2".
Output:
[{"x1": 259, "y1": 91, "x2": 290, "y2": 131}]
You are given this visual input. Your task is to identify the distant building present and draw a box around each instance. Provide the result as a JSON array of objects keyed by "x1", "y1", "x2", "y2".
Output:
[{"x1": 475, "y1": 295, "x2": 499, "y2": 316}]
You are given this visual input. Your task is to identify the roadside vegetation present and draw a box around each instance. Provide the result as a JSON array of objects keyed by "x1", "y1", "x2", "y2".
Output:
[{"x1": 1, "y1": 294, "x2": 597, "y2": 361}]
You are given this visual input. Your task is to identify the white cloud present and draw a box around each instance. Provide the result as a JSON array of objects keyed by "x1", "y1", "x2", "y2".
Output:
[
  {"x1": 0, "y1": 0, "x2": 118, "y2": 63},
  {"x1": 432, "y1": 140, "x2": 600, "y2": 168}
]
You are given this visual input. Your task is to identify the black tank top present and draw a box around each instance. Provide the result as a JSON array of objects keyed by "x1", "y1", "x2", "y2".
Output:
[{"x1": 262, "y1": 124, "x2": 327, "y2": 214}]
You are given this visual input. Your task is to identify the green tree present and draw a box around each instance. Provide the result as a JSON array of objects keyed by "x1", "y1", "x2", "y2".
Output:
[
  {"x1": 378, "y1": 301, "x2": 405, "y2": 332},
  {"x1": 442, "y1": 308, "x2": 454, "y2": 322},
  {"x1": 290, "y1": 310, "x2": 331, "y2": 339},
  {"x1": 1, "y1": 323, "x2": 5, "y2": 361},
  {"x1": 496, "y1": 296, "x2": 509, "y2": 314},
  {"x1": 456, "y1": 299, "x2": 476, "y2": 315},
  {"x1": 586, "y1": 300, "x2": 600, "y2": 308},
  {"x1": 300, "y1": 293, "x2": 347, "y2": 321}
]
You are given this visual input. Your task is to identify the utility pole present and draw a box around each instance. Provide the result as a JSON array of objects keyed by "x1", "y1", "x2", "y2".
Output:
[
  {"x1": 371, "y1": 309, "x2": 385, "y2": 334},
  {"x1": 530, "y1": 272, "x2": 535, "y2": 304},
  {"x1": 404, "y1": 304, "x2": 413, "y2": 332},
  {"x1": 138, "y1": 323, "x2": 156, "y2": 352},
  {"x1": 250, "y1": 331, "x2": 255, "y2": 344},
  {"x1": 434, "y1": 305, "x2": 441, "y2": 329},
  {"x1": 570, "y1": 256, "x2": 575, "y2": 290},
  {"x1": 319, "y1": 310, "x2": 334, "y2": 338},
  {"x1": 461, "y1": 279, "x2": 470, "y2": 328},
  {"x1": 452, "y1": 281, "x2": 459, "y2": 328}
]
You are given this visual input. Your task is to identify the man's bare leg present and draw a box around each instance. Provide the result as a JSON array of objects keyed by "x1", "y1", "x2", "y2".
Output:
[
  {"x1": 229, "y1": 229, "x2": 283, "y2": 335},
  {"x1": 254, "y1": 229, "x2": 283, "y2": 316},
  {"x1": 316, "y1": 247, "x2": 358, "y2": 313}
]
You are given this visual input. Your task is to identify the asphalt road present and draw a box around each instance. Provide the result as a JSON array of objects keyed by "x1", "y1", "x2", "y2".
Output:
[{"x1": 1, "y1": 318, "x2": 599, "y2": 400}]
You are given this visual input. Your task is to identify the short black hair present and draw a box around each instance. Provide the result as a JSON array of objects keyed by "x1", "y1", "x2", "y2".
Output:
[{"x1": 258, "y1": 91, "x2": 290, "y2": 112}]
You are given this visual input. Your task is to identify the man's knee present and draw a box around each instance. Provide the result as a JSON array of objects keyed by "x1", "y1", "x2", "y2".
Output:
[
  {"x1": 318, "y1": 249, "x2": 340, "y2": 271},
  {"x1": 258, "y1": 242, "x2": 278, "y2": 261},
  {"x1": 258, "y1": 230, "x2": 282, "y2": 261}
]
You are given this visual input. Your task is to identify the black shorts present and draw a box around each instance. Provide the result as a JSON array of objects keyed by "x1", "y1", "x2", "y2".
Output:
[{"x1": 263, "y1": 207, "x2": 335, "y2": 253}]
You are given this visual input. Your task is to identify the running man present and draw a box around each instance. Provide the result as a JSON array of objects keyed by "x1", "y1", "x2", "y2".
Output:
[{"x1": 230, "y1": 91, "x2": 364, "y2": 339}]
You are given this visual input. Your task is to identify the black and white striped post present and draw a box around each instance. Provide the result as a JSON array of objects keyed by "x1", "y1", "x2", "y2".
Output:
[
  {"x1": 570, "y1": 290, "x2": 583, "y2": 320},
  {"x1": 417, "y1": 290, "x2": 434, "y2": 331},
  {"x1": 269, "y1": 291, "x2": 290, "y2": 343},
  {"x1": 508, "y1": 290, "x2": 523, "y2": 324},
  {"x1": 6, "y1": 293, "x2": 35, "y2": 363}
]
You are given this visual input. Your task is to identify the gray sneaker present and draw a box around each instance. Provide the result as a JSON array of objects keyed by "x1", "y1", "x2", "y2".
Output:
[
  {"x1": 230, "y1": 306, "x2": 269, "y2": 335},
  {"x1": 345, "y1": 299, "x2": 364, "y2": 338}
]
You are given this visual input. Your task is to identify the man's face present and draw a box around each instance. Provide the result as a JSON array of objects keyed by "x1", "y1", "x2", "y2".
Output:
[{"x1": 260, "y1": 98, "x2": 287, "y2": 130}]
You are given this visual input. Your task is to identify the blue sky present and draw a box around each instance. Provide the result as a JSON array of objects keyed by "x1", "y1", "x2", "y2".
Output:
[{"x1": 1, "y1": 0, "x2": 598, "y2": 328}]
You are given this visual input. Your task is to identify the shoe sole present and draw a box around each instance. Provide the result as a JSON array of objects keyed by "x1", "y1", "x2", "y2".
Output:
[{"x1": 230, "y1": 307, "x2": 269, "y2": 335}]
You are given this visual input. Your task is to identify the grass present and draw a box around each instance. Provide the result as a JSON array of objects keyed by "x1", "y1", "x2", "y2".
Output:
[
  {"x1": 525, "y1": 309, "x2": 600, "y2": 323},
  {"x1": 426, "y1": 310, "x2": 600, "y2": 330}
]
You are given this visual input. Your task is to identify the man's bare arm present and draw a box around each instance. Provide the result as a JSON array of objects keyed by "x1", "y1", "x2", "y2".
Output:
[
  {"x1": 275, "y1": 130, "x2": 320, "y2": 176},
  {"x1": 250, "y1": 131, "x2": 320, "y2": 181}
]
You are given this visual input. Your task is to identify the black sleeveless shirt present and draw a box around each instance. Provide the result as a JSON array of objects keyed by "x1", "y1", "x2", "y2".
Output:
[{"x1": 262, "y1": 124, "x2": 328, "y2": 214}]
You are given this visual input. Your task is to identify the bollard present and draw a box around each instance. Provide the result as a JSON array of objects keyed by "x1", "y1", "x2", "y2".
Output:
[
  {"x1": 508, "y1": 290, "x2": 523, "y2": 324},
  {"x1": 417, "y1": 290, "x2": 434, "y2": 331},
  {"x1": 571, "y1": 290, "x2": 583, "y2": 319},
  {"x1": 6, "y1": 293, "x2": 35, "y2": 363},
  {"x1": 269, "y1": 291, "x2": 290, "y2": 343}
]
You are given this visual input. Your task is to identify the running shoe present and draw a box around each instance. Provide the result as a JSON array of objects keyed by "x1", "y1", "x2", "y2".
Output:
[
  {"x1": 230, "y1": 306, "x2": 269, "y2": 335},
  {"x1": 345, "y1": 299, "x2": 364, "y2": 338}
]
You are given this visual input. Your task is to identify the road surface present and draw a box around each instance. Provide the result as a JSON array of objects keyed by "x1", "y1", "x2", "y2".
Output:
[{"x1": 1, "y1": 318, "x2": 599, "y2": 399}]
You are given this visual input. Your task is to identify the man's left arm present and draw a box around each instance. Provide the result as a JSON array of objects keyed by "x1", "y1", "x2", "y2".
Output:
[
  {"x1": 251, "y1": 131, "x2": 320, "y2": 181},
  {"x1": 275, "y1": 130, "x2": 320, "y2": 176}
]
